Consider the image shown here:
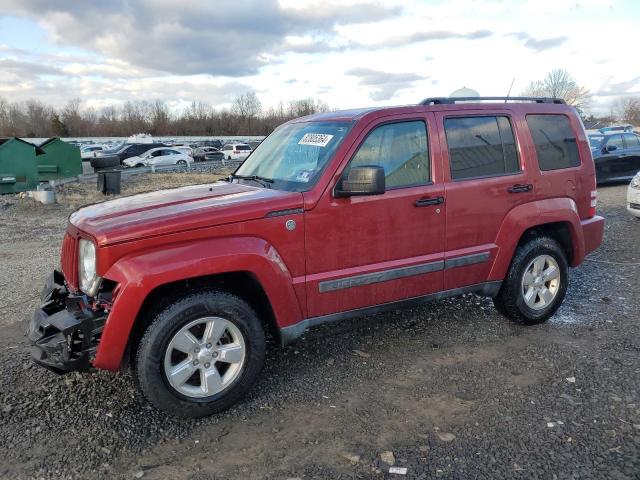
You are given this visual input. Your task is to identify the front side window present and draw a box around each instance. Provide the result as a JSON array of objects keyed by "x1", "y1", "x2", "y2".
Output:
[
  {"x1": 445, "y1": 116, "x2": 520, "y2": 180},
  {"x1": 347, "y1": 120, "x2": 430, "y2": 188},
  {"x1": 606, "y1": 135, "x2": 624, "y2": 150},
  {"x1": 235, "y1": 121, "x2": 352, "y2": 191},
  {"x1": 526, "y1": 114, "x2": 580, "y2": 171}
]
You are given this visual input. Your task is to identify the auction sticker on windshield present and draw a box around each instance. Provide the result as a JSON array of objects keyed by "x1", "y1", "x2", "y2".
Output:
[{"x1": 298, "y1": 133, "x2": 334, "y2": 147}]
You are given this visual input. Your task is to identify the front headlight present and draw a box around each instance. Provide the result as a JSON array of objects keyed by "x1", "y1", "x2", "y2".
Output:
[
  {"x1": 78, "y1": 239, "x2": 101, "y2": 296},
  {"x1": 631, "y1": 174, "x2": 640, "y2": 190}
]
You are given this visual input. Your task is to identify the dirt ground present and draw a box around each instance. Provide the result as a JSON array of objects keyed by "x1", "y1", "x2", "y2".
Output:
[{"x1": 0, "y1": 176, "x2": 638, "y2": 479}]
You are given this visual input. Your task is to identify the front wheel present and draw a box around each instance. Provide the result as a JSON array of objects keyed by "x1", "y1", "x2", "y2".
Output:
[
  {"x1": 493, "y1": 236, "x2": 568, "y2": 325},
  {"x1": 177, "y1": 159, "x2": 187, "y2": 166},
  {"x1": 134, "y1": 291, "x2": 265, "y2": 417}
]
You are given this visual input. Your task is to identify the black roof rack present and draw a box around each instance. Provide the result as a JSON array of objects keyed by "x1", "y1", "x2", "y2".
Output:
[{"x1": 419, "y1": 96, "x2": 566, "y2": 105}]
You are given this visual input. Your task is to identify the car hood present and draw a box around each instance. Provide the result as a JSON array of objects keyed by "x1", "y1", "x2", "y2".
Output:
[
  {"x1": 70, "y1": 181, "x2": 303, "y2": 246},
  {"x1": 123, "y1": 155, "x2": 143, "y2": 164}
]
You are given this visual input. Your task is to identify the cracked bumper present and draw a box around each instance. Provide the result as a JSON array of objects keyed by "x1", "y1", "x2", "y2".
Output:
[{"x1": 28, "y1": 271, "x2": 107, "y2": 374}]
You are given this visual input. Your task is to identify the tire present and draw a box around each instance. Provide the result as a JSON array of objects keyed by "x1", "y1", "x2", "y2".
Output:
[
  {"x1": 134, "y1": 291, "x2": 266, "y2": 417},
  {"x1": 135, "y1": 163, "x2": 144, "y2": 168},
  {"x1": 493, "y1": 236, "x2": 568, "y2": 325},
  {"x1": 227, "y1": 155, "x2": 231, "y2": 160},
  {"x1": 177, "y1": 160, "x2": 187, "y2": 166}
]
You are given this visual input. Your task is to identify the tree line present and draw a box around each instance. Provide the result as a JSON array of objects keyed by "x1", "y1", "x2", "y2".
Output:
[
  {"x1": 0, "y1": 92, "x2": 329, "y2": 138},
  {"x1": 1, "y1": 69, "x2": 638, "y2": 138}
]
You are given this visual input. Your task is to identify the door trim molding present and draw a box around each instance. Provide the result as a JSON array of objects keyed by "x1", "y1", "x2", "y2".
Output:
[{"x1": 318, "y1": 251, "x2": 490, "y2": 293}]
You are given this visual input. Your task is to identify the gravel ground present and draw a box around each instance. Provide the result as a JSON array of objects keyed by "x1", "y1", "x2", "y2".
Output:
[{"x1": 0, "y1": 179, "x2": 638, "y2": 480}]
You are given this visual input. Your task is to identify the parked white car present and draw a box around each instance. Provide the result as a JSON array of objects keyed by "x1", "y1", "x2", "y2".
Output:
[
  {"x1": 628, "y1": 171, "x2": 640, "y2": 218},
  {"x1": 80, "y1": 145, "x2": 104, "y2": 160},
  {"x1": 122, "y1": 147, "x2": 193, "y2": 168},
  {"x1": 174, "y1": 146, "x2": 194, "y2": 157},
  {"x1": 220, "y1": 143, "x2": 252, "y2": 160}
]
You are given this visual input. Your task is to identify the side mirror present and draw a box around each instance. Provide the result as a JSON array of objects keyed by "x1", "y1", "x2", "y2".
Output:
[
  {"x1": 334, "y1": 165, "x2": 385, "y2": 198},
  {"x1": 606, "y1": 144, "x2": 618, "y2": 152}
]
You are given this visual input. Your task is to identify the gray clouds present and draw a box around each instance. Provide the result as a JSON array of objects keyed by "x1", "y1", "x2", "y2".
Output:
[
  {"x1": 0, "y1": 0, "x2": 402, "y2": 76},
  {"x1": 347, "y1": 67, "x2": 427, "y2": 101},
  {"x1": 524, "y1": 36, "x2": 568, "y2": 51}
]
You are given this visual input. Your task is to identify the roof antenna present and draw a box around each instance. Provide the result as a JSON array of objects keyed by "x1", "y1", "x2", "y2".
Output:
[{"x1": 505, "y1": 78, "x2": 515, "y2": 103}]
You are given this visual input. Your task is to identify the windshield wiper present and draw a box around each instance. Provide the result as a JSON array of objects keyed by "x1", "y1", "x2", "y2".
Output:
[{"x1": 229, "y1": 173, "x2": 274, "y2": 188}]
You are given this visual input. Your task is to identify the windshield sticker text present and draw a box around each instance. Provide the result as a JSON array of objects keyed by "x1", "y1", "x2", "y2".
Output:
[{"x1": 298, "y1": 133, "x2": 334, "y2": 147}]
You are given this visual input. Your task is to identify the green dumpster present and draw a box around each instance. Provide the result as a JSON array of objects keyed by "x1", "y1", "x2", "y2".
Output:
[
  {"x1": 37, "y1": 138, "x2": 82, "y2": 181},
  {"x1": 0, "y1": 138, "x2": 44, "y2": 194}
]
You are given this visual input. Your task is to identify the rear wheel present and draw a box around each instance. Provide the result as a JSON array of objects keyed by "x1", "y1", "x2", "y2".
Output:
[
  {"x1": 493, "y1": 236, "x2": 568, "y2": 325},
  {"x1": 177, "y1": 159, "x2": 187, "y2": 166},
  {"x1": 134, "y1": 291, "x2": 265, "y2": 417}
]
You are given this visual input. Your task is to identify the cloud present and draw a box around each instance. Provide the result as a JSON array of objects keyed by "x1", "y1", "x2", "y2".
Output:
[
  {"x1": 358, "y1": 29, "x2": 492, "y2": 49},
  {"x1": 0, "y1": 0, "x2": 402, "y2": 76},
  {"x1": 0, "y1": 58, "x2": 64, "y2": 76},
  {"x1": 347, "y1": 67, "x2": 427, "y2": 101},
  {"x1": 594, "y1": 76, "x2": 640, "y2": 97},
  {"x1": 524, "y1": 36, "x2": 568, "y2": 51}
]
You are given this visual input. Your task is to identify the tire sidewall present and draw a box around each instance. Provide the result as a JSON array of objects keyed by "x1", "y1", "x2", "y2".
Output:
[{"x1": 135, "y1": 292, "x2": 265, "y2": 417}]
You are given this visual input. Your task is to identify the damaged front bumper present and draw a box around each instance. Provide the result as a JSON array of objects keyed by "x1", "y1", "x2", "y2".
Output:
[{"x1": 28, "y1": 271, "x2": 107, "y2": 374}]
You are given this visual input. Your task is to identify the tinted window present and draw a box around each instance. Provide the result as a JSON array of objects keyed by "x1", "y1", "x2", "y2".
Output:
[
  {"x1": 445, "y1": 116, "x2": 519, "y2": 180},
  {"x1": 349, "y1": 120, "x2": 429, "y2": 188},
  {"x1": 623, "y1": 134, "x2": 640, "y2": 148},
  {"x1": 526, "y1": 115, "x2": 580, "y2": 170},
  {"x1": 222, "y1": 145, "x2": 231, "y2": 151},
  {"x1": 237, "y1": 145, "x2": 251, "y2": 151}
]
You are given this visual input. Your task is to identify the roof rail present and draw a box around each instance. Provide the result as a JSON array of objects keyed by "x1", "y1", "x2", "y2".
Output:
[{"x1": 419, "y1": 96, "x2": 566, "y2": 105}]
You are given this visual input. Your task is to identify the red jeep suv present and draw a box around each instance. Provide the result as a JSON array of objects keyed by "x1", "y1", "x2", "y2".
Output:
[{"x1": 29, "y1": 97, "x2": 604, "y2": 417}]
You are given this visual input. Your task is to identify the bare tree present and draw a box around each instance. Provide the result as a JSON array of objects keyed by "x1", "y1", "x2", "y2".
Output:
[
  {"x1": 613, "y1": 97, "x2": 640, "y2": 125},
  {"x1": 232, "y1": 92, "x2": 262, "y2": 119},
  {"x1": 521, "y1": 69, "x2": 591, "y2": 113},
  {"x1": 0, "y1": 93, "x2": 332, "y2": 137}
]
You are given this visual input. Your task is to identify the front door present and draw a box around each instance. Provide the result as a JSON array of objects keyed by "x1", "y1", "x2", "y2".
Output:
[{"x1": 304, "y1": 114, "x2": 446, "y2": 318}]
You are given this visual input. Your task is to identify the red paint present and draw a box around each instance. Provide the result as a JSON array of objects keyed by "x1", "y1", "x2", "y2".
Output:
[{"x1": 58, "y1": 101, "x2": 604, "y2": 371}]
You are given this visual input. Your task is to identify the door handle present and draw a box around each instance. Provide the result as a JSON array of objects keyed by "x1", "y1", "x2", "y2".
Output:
[
  {"x1": 415, "y1": 196, "x2": 444, "y2": 207},
  {"x1": 507, "y1": 183, "x2": 533, "y2": 193}
]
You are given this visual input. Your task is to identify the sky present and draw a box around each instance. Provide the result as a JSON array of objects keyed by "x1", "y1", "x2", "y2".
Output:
[{"x1": 0, "y1": 0, "x2": 638, "y2": 116}]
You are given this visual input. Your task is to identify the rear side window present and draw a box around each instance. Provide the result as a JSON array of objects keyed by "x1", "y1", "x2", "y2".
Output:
[
  {"x1": 623, "y1": 134, "x2": 640, "y2": 148},
  {"x1": 444, "y1": 116, "x2": 519, "y2": 180},
  {"x1": 237, "y1": 145, "x2": 251, "y2": 151},
  {"x1": 349, "y1": 120, "x2": 430, "y2": 188},
  {"x1": 526, "y1": 114, "x2": 580, "y2": 171}
]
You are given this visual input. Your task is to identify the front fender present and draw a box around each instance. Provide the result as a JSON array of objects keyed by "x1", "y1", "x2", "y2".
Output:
[
  {"x1": 488, "y1": 198, "x2": 584, "y2": 281},
  {"x1": 93, "y1": 236, "x2": 302, "y2": 371}
]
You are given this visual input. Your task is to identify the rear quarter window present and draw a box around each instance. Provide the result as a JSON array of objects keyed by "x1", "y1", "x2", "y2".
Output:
[{"x1": 526, "y1": 114, "x2": 581, "y2": 171}]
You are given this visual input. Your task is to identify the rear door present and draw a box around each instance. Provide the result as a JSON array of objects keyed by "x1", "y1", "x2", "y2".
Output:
[
  {"x1": 622, "y1": 134, "x2": 640, "y2": 178},
  {"x1": 304, "y1": 113, "x2": 446, "y2": 317},
  {"x1": 596, "y1": 134, "x2": 625, "y2": 182},
  {"x1": 435, "y1": 111, "x2": 534, "y2": 290}
]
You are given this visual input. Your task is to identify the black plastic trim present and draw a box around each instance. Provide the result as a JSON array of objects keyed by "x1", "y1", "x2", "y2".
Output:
[
  {"x1": 420, "y1": 96, "x2": 565, "y2": 105},
  {"x1": 318, "y1": 260, "x2": 444, "y2": 293},
  {"x1": 444, "y1": 252, "x2": 490, "y2": 269},
  {"x1": 265, "y1": 208, "x2": 304, "y2": 218},
  {"x1": 318, "y1": 251, "x2": 491, "y2": 293}
]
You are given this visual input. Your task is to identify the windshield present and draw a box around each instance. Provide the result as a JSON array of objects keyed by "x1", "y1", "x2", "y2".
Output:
[
  {"x1": 588, "y1": 136, "x2": 604, "y2": 149},
  {"x1": 234, "y1": 121, "x2": 352, "y2": 191}
]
